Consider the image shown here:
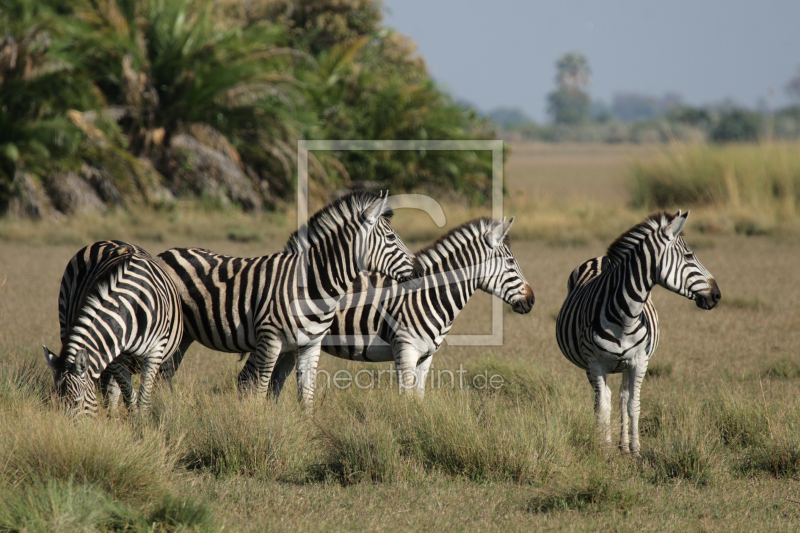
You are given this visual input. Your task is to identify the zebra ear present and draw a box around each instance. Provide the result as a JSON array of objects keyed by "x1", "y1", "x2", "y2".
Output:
[
  {"x1": 72, "y1": 349, "x2": 88, "y2": 377},
  {"x1": 364, "y1": 191, "x2": 388, "y2": 225},
  {"x1": 485, "y1": 217, "x2": 513, "y2": 249},
  {"x1": 664, "y1": 210, "x2": 689, "y2": 239},
  {"x1": 43, "y1": 345, "x2": 58, "y2": 370}
]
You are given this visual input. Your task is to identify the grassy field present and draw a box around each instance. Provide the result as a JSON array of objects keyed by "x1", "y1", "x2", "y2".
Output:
[{"x1": 2, "y1": 143, "x2": 800, "y2": 531}]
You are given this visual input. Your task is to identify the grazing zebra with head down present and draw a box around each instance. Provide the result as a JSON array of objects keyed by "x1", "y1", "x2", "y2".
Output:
[
  {"x1": 258, "y1": 217, "x2": 535, "y2": 399},
  {"x1": 555, "y1": 211, "x2": 721, "y2": 455},
  {"x1": 156, "y1": 191, "x2": 416, "y2": 407},
  {"x1": 44, "y1": 241, "x2": 183, "y2": 417}
]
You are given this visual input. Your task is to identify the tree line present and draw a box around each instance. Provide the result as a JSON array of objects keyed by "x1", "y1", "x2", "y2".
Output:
[
  {"x1": 493, "y1": 52, "x2": 800, "y2": 145},
  {"x1": 0, "y1": 0, "x2": 495, "y2": 218}
]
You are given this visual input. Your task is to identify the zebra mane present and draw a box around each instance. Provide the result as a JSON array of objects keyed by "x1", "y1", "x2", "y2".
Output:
[
  {"x1": 606, "y1": 211, "x2": 680, "y2": 262},
  {"x1": 284, "y1": 191, "x2": 393, "y2": 254},
  {"x1": 414, "y1": 218, "x2": 508, "y2": 268}
]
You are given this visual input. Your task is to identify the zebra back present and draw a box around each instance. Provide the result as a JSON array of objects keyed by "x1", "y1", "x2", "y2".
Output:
[{"x1": 58, "y1": 240, "x2": 149, "y2": 342}]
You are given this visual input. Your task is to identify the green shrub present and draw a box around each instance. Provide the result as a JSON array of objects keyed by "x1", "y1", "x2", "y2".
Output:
[{"x1": 711, "y1": 110, "x2": 762, "y2": 143}]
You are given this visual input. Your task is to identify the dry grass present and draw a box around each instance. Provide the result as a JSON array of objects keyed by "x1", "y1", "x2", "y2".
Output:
[{"x1": 2, "y1": 143, "x2": 800, "y2": 531}]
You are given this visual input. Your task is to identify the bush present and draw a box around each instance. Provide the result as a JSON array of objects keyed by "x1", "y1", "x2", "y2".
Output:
[
  {"x1": 0, "y1": 0, "x2": 497, "y2": 217},
  {"x1": 711, "y1": 110, "x2": 762, "y2": 143}
]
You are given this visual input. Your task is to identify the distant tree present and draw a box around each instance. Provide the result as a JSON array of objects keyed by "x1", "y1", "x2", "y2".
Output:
[
  {"x1": 488, "y1": 107, "x2": 532, "y2": 129},
  {"x1": 589, "y1": 100, "x2": 612, "y2": 123},
  {"x1": 612, "y1": 92, "x2": 683, "y2": 122},
  {"x1": 667, "y1": 106, "x2": 713, "y2": 129},
  {"x1": 710, "y1": 109, "x2": 761, "y2": 143},
  {"x1": 547, "y1": 52, "x2": 591, "y2": 124},
  {"x1": 787, "y1": 66, "x2": 800, "y2": 101}
]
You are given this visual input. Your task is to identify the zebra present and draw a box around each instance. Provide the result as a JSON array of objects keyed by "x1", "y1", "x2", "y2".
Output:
[
  {"x1": 156, "y1": 191, "x2": 416, "y2": 407},
  {"x1": 44, "y1": 241, "x2": 183, "y2": 417},
  {"x1": 260, "y1": 217, "x2": 535, "y2": 399},
  {"x1": 555, "y1": 210, "x2": 721, "y2": 455}
]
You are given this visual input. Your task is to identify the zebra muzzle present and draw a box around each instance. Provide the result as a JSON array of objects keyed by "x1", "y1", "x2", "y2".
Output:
[
  {"x1": 695, "y1": 278, "x2": 721, "y2": 310},
  {"x1": 511, "y1": 285, "x2": 535, "y2": 314}
]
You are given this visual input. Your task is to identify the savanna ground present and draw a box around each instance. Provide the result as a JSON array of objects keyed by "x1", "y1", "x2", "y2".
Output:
[{"x1": 2, "y1": 143, "x2": 800, "y2": 531}]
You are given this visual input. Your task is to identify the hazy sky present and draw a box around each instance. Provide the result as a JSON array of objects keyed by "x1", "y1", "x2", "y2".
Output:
[{"x1": 382, "y1": 0, "x2": 800, "y2": 122}]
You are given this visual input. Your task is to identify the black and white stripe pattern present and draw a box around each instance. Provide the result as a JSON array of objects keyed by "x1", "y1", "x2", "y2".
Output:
[
  {"x1": 157, "y1": 191, "x2": 416, "y2": 407},
  {"x1": 265, "y1": 218, "x2": 535, "y2": 398},
  {"x1": 45, "y1": 241, "x2": 183, "y2": 417},
  {"x1": 555, "y1": 211, "x2": 721, "y2": 455}
]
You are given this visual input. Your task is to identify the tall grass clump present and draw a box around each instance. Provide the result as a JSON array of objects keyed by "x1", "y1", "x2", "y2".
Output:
[
  {"x1": 527, "y1": 463, "x2": 642, "y2": 514},
  {"x1": 159, "y1": 386, "x2": 320, "y2": 482},
  {"x1": 0, "y1": 358, "x2": 51, "y2": 411},
  {"x1": 465, "y1": 356, "x2": 565, "y2": 405},
  {"x1": 316, "y1": 393, "x2": 403, "y2": 484},
  {"x1": 413, "y1": 393, "x2": 570, "y2": 483},
  {"x1": 0, "y1": 410, "x2": 178, "y2": 504},
  {"x1": 317, "y1": 387, "x2": 576, "y2": 485},
  {"x1": 735, "y1": 392, "x2": 800, "y2": 478},
  {"x1": 707, "y1": 388, "x2": 770, "y2": 447},
  {"x1": 631, "y1": 143, "x2": 800, "y2": 231},
  {"x1": 0, "y1": 479, "x2": 216, "y2": 533},
  {"x1": 639, "y1": 400, "x2": 721, "y2": 485}
]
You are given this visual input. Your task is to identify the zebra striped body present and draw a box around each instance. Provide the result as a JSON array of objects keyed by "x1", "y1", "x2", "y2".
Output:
[
  {"x1": 157, "y1": 191, "x2": 416, "y2": 407},
  {"x1": 45, "y1": 241, "x2": 183, "y2": 417},
  {"x1": 555, "y1": 211, "x2": 721, "y2": 455},
  {"x1": 266, "y1": 218, "x2": 535, "y2": 398}
]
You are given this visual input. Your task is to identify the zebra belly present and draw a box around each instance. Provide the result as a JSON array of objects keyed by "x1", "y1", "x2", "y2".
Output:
[
  {"x1": 321, "y1": 335, "x2": 395, "y2": 362},
  {"x1": 590, "y1": 333, "x2": 651, "y2": 374}
]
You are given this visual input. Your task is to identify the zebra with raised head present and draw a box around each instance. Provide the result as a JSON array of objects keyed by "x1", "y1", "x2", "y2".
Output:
[
  {"x1": 156, "y1": 191, "x2": 416, "y2": 407},
  {"x1": 44, "y1": 241, "x2": 183, "y2": 417},
  {"x1": 260, "y1": 217, "x2": 535, "y2": 399},
  {"x1": 555, "y1": 210, "x2": 721, "y2": 455}
]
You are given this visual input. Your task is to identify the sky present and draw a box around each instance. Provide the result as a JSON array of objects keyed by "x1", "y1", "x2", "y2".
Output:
[{"x1": 381, "y1": 0, "x2": 800, "y2": 122}]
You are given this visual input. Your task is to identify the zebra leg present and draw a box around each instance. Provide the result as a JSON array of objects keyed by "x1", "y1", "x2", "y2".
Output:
[
  {"x1": 100, "y1": 370, "x2": 121, "y2": 413},
  {"x1": 414, "y1": 355, "x2": 433, "y2": 399},
  {"x1": 626, "y1": 363, "x2": 648, "y2": 456},
  {"x1": 295, "y1": 342, "x2": 322, "y2": 409},
  {"x1": 102, "y1": 362, "x2": 136, "y2": 413},
  {"x1": 238, "y1": 334, "x2": 282, "y2": 398},
  {"x1": 158, "y1": 336, "x2": 194, "y2": 389},
  {"x1": 136, "y1": 351, "x2": 164, "y2": 414},
  {"x1": 393, "y1": 342, "x2": 423, "y2": 394},
  {"x1": 586, "y1": 369, "x2": 612, "y2": 446},
  {"x1": 268, "y1": 351, "x2": 297, "y2": 400},
  {"x1": 109, "y1": 362, "x2": 137, "y2": 412},
  {"x1": 619, "y1": 372, "x2": 631, "y2": 453}
]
